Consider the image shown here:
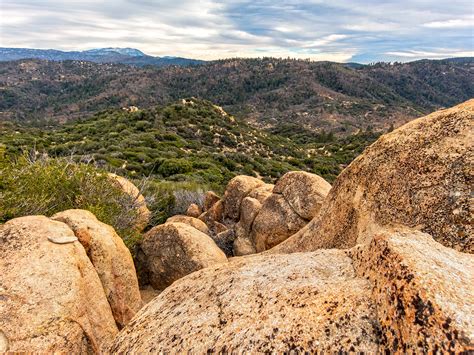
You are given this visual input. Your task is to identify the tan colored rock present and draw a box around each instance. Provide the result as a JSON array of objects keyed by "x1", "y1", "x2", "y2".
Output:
[
  {"x1": 272, "y1": 100, "x2": 474, "y2": 254},
  {"x1": 139, "y1": 222, "x2": 227, "y2": 290},
  {"x1": 213, "y1": 229, "x2": 235, "y2": 256},
  {"x1": 186, "y1": 203, "x2": 202, "y2": 218},
  {"x1": 52, "y1": 209, "x2": 142, "y2": 328},
  {"x1": 232, "y1": 197, "x2": 262, "y2": 256},
  {"x1": 110, "y1": 250, "x2": 379, "y2": 353},
  {"x1": 253, "y1": 194, "x2": 308, "y2": 252},
  {"x1": 233, "y1": 236, "x2": 256, "y2": 256},
  {"x1": 274, "y1": 171, "x2": 331, "y2": 220},
  {"x1": 247, "y1": 183, "x2": 274, "y2": 203},
  {"x1": 350, "y1": 228, "x2": 474, "y2": 352},
  {"x1": 166, "y1": 215, "x2": 210, "y2": 235},
  {"x1": 203, "y1": 191, "x2": 221, "y2": 211},
  {"x1": 223, "y1": 176, "x2": 265, "y2": 220},
  {"x1": 0, "y1": 216, "x2": 118, "y2": 353},
  {"x1": 238, "y1": 197, "x2": 262, "y2": 235},
  {"x1": 108, "y1": 173, "x2": 151, "y2": 231},
  {"x1": 199, "y1": 200, "x2": 224, "y2": 226}
]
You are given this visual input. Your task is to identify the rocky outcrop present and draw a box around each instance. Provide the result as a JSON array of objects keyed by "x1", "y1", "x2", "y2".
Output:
[
  {"x1": 52, "y1": 209, "x2": 142, "y2": 328},
  {"x1": 182, "y1": 172, "x2": 330, "y2": 256},
  {"x1": 110, "y1": 228, "x2": 473, "y2": 353},
  {"x1": 273, "y1": 171, "x2": 331, "y2": 219},
  {"x1": 110, "y1": 250, "x2": 380, "y2": 353},
  {"x1": 272, "y1": 100, "x2": 474, "y2": 254},
  {"x1": 223, "y1": 175, "x2": 265, "y2": 220},
  {"x1": 166, "y1": 215, "x2": 210, "y2": 235},
  {"x1": 137, "y1": 222, "x2": 227, "y2": 290},
  {"x1": 0, "y1": 216, "x2": 118, "y2": 353},
  {"x1": 252, "y1": 194, "x2": 308, "y2": 252},
  {"x1": 108, "y1": 173, "x2": 150, "y2": 231},
  {"x1": 350, "y1": 228, "x2": 474, "y2": 352}
]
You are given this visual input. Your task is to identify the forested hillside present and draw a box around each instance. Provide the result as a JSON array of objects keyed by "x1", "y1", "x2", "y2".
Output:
[
  {"x1": 0, "y1": 98, "x2": 378, "y2": 185},
  {"x1": 1, "y1": 57, "x2": 472, "y2": 133}
]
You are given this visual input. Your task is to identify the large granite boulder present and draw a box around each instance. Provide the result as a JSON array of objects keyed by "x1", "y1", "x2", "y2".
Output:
[
  {"x1": 0, "y1": 216, "x2": 118, "y2": 353},
  {"x1": 272, "y1": 100, "x2": 474, "y2": 254},
  {"x1": 273, "y1": 171, "x2": 331, "y2": 219},
  {"x1": 350, "y1": 228, "x2": 474, "y2": 352},
  {"x1": 109, "y1": 250, "x2": 379, "y2": 353},
  {"x1": 166, "y1": 215, "x2": 210, "y2": 235},
  {"x1": 52, "y1": 209, "x2": 143, "y2": 328},
  {"x1": 252, "y1": 194, "x2": 308, "y2": 252},
  {"x1": 110, "y1": 228, "x2": 473, "y2": 353},
  {"x1": 233, "y1": 197, "x2": 261, "y2": 256},
  {"x1": 223, "y1": 176, "x2": 265, "y2": 220},
  {"x1": 137, "y1": 222, "x2": 227, "y2": 290}
]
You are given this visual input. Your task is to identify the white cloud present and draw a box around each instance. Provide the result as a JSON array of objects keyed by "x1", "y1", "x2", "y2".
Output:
[
  {"x1": 423, "y1": 18, "x2": 474, "y2": 29},
  {"x1": 0, "y1": 0, "x2": 472, "y2": 62}
]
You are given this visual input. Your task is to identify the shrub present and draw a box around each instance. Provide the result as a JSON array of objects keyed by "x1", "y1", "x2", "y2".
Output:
[
  {"x1": 0, "y1": 155, "x2": 143, "y2": 251},
  {"x1": 157, "y1": 158, "x2": 193, "y2": 177}
]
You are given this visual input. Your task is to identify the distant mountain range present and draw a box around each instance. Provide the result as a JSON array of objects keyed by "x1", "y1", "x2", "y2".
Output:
[
  {"x1": 1, "y1": 56, "x2": 472, "y2": 134},
  {"x1": 0, "y1": 47, "x2": 205, "y2": 67}
]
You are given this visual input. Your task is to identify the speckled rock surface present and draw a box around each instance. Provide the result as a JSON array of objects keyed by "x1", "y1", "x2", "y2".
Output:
[
  {"x1": 213, "y1": 229, "x2": 235, "y2": 256},
  {"x1": 349, "y1": 228, "x2": 474, "y2": 353},
  {"x1": 52, "y1": 209, "x2": 143, "y2": 328},
  {"x1": 138, "y1": 222, "x2": 227, "y2": 290},
  {"x1": 109, "y1": 250, "x2": 380, "y2": 353},
  {"x1": 233, "y1": 235, "x2": 257, "y2": 256},
  {"x1": 108, "y1": 173, "x2": 150, "y2": 232},
  {"x1": 233, "y1": 197, "x2": 262, "y2": 256},
  {"x1": 247, "y1": 183, "x2": 274, "y2": 203},
  {"x1": 186, "y1": 203, "x2": 202, "y2": 218},
  {"x1": 223, "y1": 175, "x2": 265, "y2": 220},
  {"x1": 203, "y1": 191, "x2": 221, "y2": 211},
  {"x1": 272, "y1": 100, "x2": 474, "y2": 254},
  {"x1": 166, "y1": 215, "x2": 210, "y2": 235},
  {"x1": 253, "y1": 194, "x2": 308, "y2": 252},
  {"x1": 0, "y1": 216, "x2": 118, "y2": 353},
  {"x1": 274, "y1": 171, "x2": 331, "y2": 220}
]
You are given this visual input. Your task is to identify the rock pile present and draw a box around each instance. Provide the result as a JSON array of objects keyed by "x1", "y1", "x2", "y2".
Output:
[
  {"x1": 2, "y1": 100, "x2": 473, "y2": 353},
  {"x1": 180, "y1": 172, "x2": 331, "y2": 257},
  {"x1": 111, "y1": 100, "x2": 473, "y2": 352}
]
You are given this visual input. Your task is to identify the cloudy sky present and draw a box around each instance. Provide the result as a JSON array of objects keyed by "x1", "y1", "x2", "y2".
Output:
[{"x1": 1, "y1": 0, "x2": 473, "y2": 62}]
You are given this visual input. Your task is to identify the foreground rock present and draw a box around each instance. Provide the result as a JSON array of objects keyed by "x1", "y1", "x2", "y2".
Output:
[
  {"x1": 108, "y1": 173, "x2": 151, "y2": 231},
  {"x1": 272, "y1": 100, "x2": 474, "y2": 254},
  {"x1": 52, "y1": 209, "x2": 142, "y2": 328},
  {"x1": 110, "y1": 250, "x2": 380, "y2": 352},
  {"x1": 350, "y1": 228, "x2": 474, "y2": 352},
  {"x1": 0, "y1": 216, "x2": 118, "y2": 353},
  {"x1": 110, "y1": 229, "x2": 473, "y2": 353},
  {"x1": 137, "y1": 222, "x2": 227, "y2": 290}
]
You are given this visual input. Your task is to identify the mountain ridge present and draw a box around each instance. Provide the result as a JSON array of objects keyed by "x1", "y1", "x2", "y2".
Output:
[
  {"x1": 1, "y1": 57, "x2": 471, "y2": 134},
  {"x1": 0, "y1": 47, "x2": 204, "y2": 67}
]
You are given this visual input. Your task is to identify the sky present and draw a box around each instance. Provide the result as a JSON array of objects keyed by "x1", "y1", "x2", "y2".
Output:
[{"x1": 1, "y1": 0, "x2": 473, "y2": 63}]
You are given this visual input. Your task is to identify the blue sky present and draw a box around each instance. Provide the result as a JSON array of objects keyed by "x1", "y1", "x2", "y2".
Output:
[{"x1": 1, "y1": 0, "x2": 473, "y2": 62}]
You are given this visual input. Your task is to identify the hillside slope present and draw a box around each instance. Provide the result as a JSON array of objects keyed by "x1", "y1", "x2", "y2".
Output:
[
  {"x1": 0, "y1": 99, "x2": 378, "y2": 184},
  {"x1": 1, "y1": 58, "x2": 472, "y2": 133}
]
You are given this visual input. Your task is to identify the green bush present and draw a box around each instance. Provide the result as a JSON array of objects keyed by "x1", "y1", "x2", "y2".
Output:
[
  {"x1": 0, "y1": 155, "x2": 142, "y2": 251},
  {"x1": 157, "y1": 158, "x2": 193, "y2": 177}
]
